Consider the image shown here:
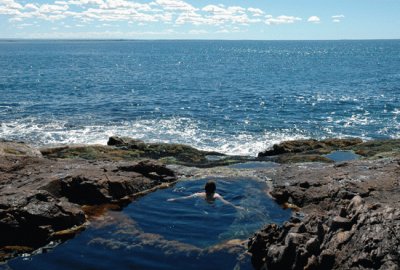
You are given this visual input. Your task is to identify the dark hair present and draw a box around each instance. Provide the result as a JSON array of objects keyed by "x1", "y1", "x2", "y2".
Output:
[{"x1": 205, "y1": 181, "x2": 216, "y2": 194}]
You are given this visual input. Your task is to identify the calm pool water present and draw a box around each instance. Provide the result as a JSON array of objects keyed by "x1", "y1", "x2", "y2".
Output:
[
  {"x1": 324, "y1": 150, "x2": 360, "y2": 162},
  {"x1": 3, "y1": 178, "x2": 290, "y2": 270}
]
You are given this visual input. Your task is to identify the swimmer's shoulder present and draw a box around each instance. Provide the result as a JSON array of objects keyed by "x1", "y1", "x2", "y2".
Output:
[
  {"x1": 192, "y1": 192, "x2": 206, "y2": 198},
  {"x1": 214, "y1": 193, "x2": 223, "y2": 199}
]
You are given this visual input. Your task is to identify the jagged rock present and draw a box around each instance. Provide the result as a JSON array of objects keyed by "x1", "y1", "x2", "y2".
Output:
[
  {"x1": 60, "y1": 160, "x2": 176, "y2": 205},
  {"x1": 0, "y1": 153, "x2": 179, "y2": 261},
  {"x1": 0, "y1": 190, "x2": 85, "y2": 247},
  {"x1": 305, "y1": 237, "x2": 320, "y2": 255},
  {"x1": 249, "y1": 156, "x2": 400, "y2": 270},
  {"x1": 330, "y1": 216, "x2": 352, "y2": 231}
]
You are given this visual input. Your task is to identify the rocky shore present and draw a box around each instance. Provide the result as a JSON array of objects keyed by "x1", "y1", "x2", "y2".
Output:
[
  {"x1": 0, "y1": 137, "x2": 180, "y2": 261},
  {"x1": 1, "y1": 136, "x2": 399, "y2": 269},
  {"x1": 249, "y1": 139, "x2": 400, "y2": 270}
]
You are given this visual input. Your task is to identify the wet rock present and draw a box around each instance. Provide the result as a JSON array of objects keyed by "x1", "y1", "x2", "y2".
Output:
[
  {"x1": 0, "y1": 190, "x2": 85, "y2": 247},
  {"x1": 42, "y1": 136, "x2": 254, "y2": 167},
  {"x1": 258, "y1": 138, "x2": 363, "y2": 157},
  {"x1": 107, "y1": 136, "x2": 144, "y2": 147}
]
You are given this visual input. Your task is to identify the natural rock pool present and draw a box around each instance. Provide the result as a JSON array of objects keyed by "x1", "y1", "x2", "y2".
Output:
[
  {"x1": 2, "y1": 178, "x2": 291, "y2": 270},
  {"x1": 324, "y1": 150, "x2": 360, "y2": 162}
]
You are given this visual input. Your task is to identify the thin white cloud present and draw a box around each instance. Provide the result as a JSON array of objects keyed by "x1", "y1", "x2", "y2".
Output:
[
  {"x1": 68, "y1": 0, "x2": 105, "y2": 6},
  {"x1": 247, "y1": 7, "x2": 263, "y2": 17},
  {"x1": 194, "y1": 4, "x2": 259, "y2": 25},
  {"x1": 265, "y1": 15, "x2": 302, "y2": 25},
  {"x1": 175, "y1": 11, "x2": 207, "y2": 25},
  {"x1": 332, "y1": 14, "x2": 344, "y2": 23},
  {"x1": 38, "y1": 4, "x2": 69, "y2": 13},
  {"x1": 99, "y1": 0, "x2": 152, "y2": 11},
  {"x1": 307, "y1": 16, "x2": 320, "y2": 23},
  {"x1": 1, "y1": 0, "x2": 23, "y2": 9},
  {"x1": 155, "y1": 0, "x2": 196, "y2": 12},
  {"x1": 24, "y1": 3, "x2": 38, "y2": 10}
]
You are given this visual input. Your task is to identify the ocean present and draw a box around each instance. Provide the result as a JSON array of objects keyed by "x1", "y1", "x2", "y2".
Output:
[{"x1": 1, "y1": 40, "x2": 399, "y2": 156}]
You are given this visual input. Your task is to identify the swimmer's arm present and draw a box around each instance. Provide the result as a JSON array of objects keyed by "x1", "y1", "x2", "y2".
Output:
[
  {"x1": 215, "y1": 194, "x2": 244, "y2": 210},
  {"x1": 167, "y1": 193, "x2": 201, "y2": 202}
]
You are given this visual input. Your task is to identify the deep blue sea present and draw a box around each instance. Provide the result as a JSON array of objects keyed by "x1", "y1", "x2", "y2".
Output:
[{"x1": 1, "y1": 40, "x2": 399, "y2": 155}]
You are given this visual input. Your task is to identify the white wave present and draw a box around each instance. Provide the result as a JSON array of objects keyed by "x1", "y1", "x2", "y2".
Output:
[
  {"x1": 3, "y1": 116, "x2": 397, "y2": 156},
  {"x1": 0, "y1": 117, "x2": 310, "y2": 156}
]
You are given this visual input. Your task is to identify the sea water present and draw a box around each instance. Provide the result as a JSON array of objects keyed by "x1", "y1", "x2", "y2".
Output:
[
  {"x1": 3, "y1": 178, "x2": 291, "y2": 270},
  {"x1": 1, "y1": 40, "x2": 399, "y2": 156}
]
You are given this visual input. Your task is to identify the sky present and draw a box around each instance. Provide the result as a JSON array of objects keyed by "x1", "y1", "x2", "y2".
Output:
[{"x1": 0, "y1": 0, "x2": 399, "y2": 40}]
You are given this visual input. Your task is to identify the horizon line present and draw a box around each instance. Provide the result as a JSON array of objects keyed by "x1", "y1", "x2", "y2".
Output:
[{"x1": 0, "y1": 38, "x2": 399, "y2": 42}]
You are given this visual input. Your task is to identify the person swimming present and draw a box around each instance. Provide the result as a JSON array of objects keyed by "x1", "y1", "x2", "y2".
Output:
[{"x1": 167, "y1": 180, "x2": 243, "y2": 210}]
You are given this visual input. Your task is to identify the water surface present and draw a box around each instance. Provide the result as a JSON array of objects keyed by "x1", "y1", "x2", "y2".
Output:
[
  {"x1": 3, "y1": 178, "x2": 290, "y2": 270},
  {"x1": 1, "y1": 40, "x2": 399, "y2": 155}
]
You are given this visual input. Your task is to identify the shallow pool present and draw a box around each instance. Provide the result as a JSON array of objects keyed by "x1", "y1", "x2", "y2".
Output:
[
  {"x1": 324, "y1": 150, "x2": 360, "y2": 162},
  {"x1": 3, "y1": 178, "x2": 290, "y2": 270}
]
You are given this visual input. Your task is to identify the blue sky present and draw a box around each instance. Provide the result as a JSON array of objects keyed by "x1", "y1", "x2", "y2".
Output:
[{"x1": 0, "y1": 0, "x2": 399, "y2": 39}]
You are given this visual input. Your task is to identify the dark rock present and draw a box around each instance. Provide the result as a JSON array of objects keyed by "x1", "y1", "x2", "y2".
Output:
[
  {"x1": 319, "y1": 249, "x2": 336, "y2": 269},
  {"x1": 0, "y1": 190, "x2": 85, "y2": 247},
  {"x1": 330, "y1": 216, "x2": 352, "y2": 231},
  {"x1": 299, "y1": 181, "x2": 311, "y2": 189},
  {"x1": 304, "y1": 255, "x2": 319, "y2": 270},
  {"x1": 290, "y1": 223, "x2": 307, "y2": 234},
  {"x1": 339, "y1": 207, "x2": 347, "y2": 217},
  {"x1": 266, "y1": 243, "x2": 297, "y2": 270},
  {"x1": 269, "y1": 188, "x2": 290, "y2": 205},
  {"x1": 0, "y1": 146, "x2": 180, "y2": 261},
  {"x1": 249, "y1": 154, "x2": 400, "y2": 270},
  {"x1": 118, "y1": 160, "x2": 176, "y2": 180},
  {"x1": 42, "y1": 136, "x2": 253, "y2": 167},
  {"x1": 351, "y1": 139, "x2": 400, "y2": 158},
  {"x1": 107, "y1": 136, "x2": 144, "y2": 146},
  {"x1": 258, "y1": 138, "x2": 363, "y2": 157},
  {"x1": 305, "y1": 237, "x2": 320, "y2": 255}
]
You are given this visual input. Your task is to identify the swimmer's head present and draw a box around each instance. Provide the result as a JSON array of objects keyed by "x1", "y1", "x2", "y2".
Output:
[{"x1": 205, "y1": 181, "x2": 216, "y2": 194}]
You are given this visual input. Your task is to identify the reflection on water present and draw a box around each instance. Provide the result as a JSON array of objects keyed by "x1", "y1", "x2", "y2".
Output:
[{"x1": 4, "y1": 178, "x2": 290, "y2": 270}]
